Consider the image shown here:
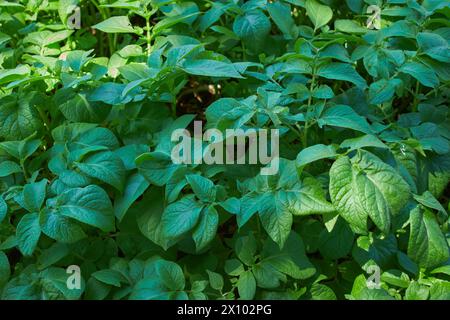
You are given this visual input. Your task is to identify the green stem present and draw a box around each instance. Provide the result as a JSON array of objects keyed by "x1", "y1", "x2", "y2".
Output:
[
  {"x1": 146, "y1": 17, "x2": 151, "y2": 55},
  {"x1": 171, "y1": 100, "x2": 177, "y2": 118},
  {"x1": 303, "y1": 69, "x2": 316, "y2": 148},
  {"x1": 286, "y1": 123, "x2": 303, "y2": 141},
  {"x1": 412, "y1": 81, "x2": 420, "y2": 112},
  {"x1": 20, "y1": 160, "x2": 29, "y2": 180},
  {"x1": 302, "y1": 123, "x2": 309, "y2": 149},
  {"x1": 92, "y1": 0, "x2": 114, "y2": 54},
  {"x1": 37, "y1": 106, "x2": 51, "y2": 131}
]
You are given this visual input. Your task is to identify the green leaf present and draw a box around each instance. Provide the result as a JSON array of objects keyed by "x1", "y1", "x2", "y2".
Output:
[
  {"x1": 0, "y1": 251, "x2": 10, "y2": 287},
  {"x1": 56, "y1": 90, "x2": 110, "y2": 123},
  {"x1": 161, "y1": 196, "x2": 204, "y2": 242},
  {"x1": 37, "y1": 243, "x2": 70, "y2": 269},
  {"x1": 413, "y1": 191, "x2": 447, "y2": 217},
  {"x1": 429, "y1": 281, "x2": 450, "y2": 300},
  {"x1": 0, "y1": 65, "x2": 30, "y2": 86},
  {"x1": 0, "y1": 160, "x2": 22, "y2": 177},
  {"x1": 310, "y1": 283, "x2": 337, "y2": 300},
  {"x1": 0, "y1": 196, "x2": 7, "y2": 223},
  {"x1": 0, "y1": 94, "x2": 43, "y2": 140},
  {"x1": 329, "y1": 151, "x2": 411, "y2": 234},
  {"x1": 318, "y1": 218, "x2": 354, "y2": 260},
  {"x1": 305, "y1": 0, "x2": 333, "y2": 31},
  {"x1": 92, "y1": 269, "x2": 126, "y2": 287},
  {"x1": 235, "y1": 234, "x2": 257, "y2": 266},
  {"x1": 22, "y1": 179, "x2": 47, "y2": 213},
  {"x1": 16, "y1": 213, "x2": 41, "y2": 256},
  {"x1": 317, "y1": 63, "x2": 367, "y2": 88},
  {"x1": 130, "y1": 259, "x2": 186, "y2": 300},
  {"x1": 192, "y1": 206, "x2": 219, "y2": 252},
  {"x1": 259, "y1": 193, "x2": 294, "y2": 248},
  {"x1": 182, "y1": 59, "x2": 243, "y2": 78},
  {"x1": 40, "y1": 209, "x2": 86, "y2": 243},
  {"x1": 237, "y1": 270, "x2": 256, "y2": 300},
  {"x1": 233, "y1": 10, "x2": 271, "y2": 47},
  {"x1": 267, "y1": 2, "x2": 297, "y2": 39},
  {"x1": 340, "y1": 134, "x2": 387, "y2": 151},
  {"x1": 407, "y1": 206, "x2": 449, "y2": 269},
  {"x1": 152, "y1": 12, "x2": 200, "y2": 36},
  {"x1": 206, "y1": 270, "x2": 223, "y2": 291},
  {"x1": 41, "y1": 267, "x2": 84, "y2": 300},
  {"x1": 296, "y1": 144, "x2": 337, "y2": 167},
  {"x1": 417, "y1": 32, "x2": 450, "y2": 63},
  {"x1": 137, "y1": 152, "x2": 180, "y2": 186},
  {"x1": 400, "y1": 61, "x2": 439, "y2": 88},
  {"x1": 75, "y1": 151, "x2": 126, "y2": 192},
  {"x1": 318, "y1": 105, "x2": 373, "y2": 134},
  {"x1": 431, "y1": 265, "x2": 450, "y2": 276},
  {"x1": 381, "y1": 270, "x2": 410, "y2": 288},
  {"x1": 261, "y1": 232, "x2": 316, "y2": 280},
  {"x1": 357, "y1": 287, "x2": 395, "y2": 300},
  {"x1": 405, "y1": 281, "x2": 429, "y2": 300},
  {"x1": 57, "y1": 185, "x2": 115, "y2": 232},
  {"x1": 186, "y1": 174, "x2": 216, "y2": 203},
  {"x1": 92, "y1": 16, "x2": 136, "y2": 33},
  {"x1": 369, "y1": 78, "x2": 401, "y2": 104},
  {"x1": 114, "y1": 173, "x2": 149, "y2": 221},
  {"x1": 335, "y1": 19, "x2": 366, "y2": 34},
  {"x1": 240, "y1": 160, "x2": 334, "y2": 247},
  {"x1": 89, "y1": 83, "x2": 129, "y2": 105}
]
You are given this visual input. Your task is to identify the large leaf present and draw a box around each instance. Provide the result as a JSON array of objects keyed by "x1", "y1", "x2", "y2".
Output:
[
  {"x1": 181, "y1": 59, "x2": 243, "y2": 78},
  {"x1": 329, "y1": 151, "x2": 411, "y2": 234},
  {"x1": 114, "y1": 173, "x2": 149, "y2": 221},
  {"x1": 407, "y1": 206, "x2": 449, "y2": 269},
  {"x1": 318, "y1": 105, "x2": 373, "y2": 134},
  {"x1": 75, "y1": 151, "x2": 126, "y2": 192},
  {"x1": 40, "y1": 209, "x2": 86, "y2": 243},
  {"x1": 317, "y1": 63, "x2": 367, "y2": 88},
  {"x1": 400, "y1": 61, "x2": 439, "y2": 88},
  {"x1": 56, "y1": 185, "x2": 115, "y2": 232},
  {"x1": 130, "y1": 259, "x2": 186, "y2": 300},
  {"x1": 0, "y1": 94, "x2": 43, "y2": 140},
  {"x1": 239, "y1": 160, "x2": 334, "y2": 247},
  {"x1": 16, "y1": 213, "x2": 41, "y2": 256},
  {"x1": 417, "y1": 32, "x2": 450, "y2": 63},
  {"x1": 233, "y1": 10, "x2": 271, "y2": 49},
  {"x1": 161, "y1": 196, "x2": 204, "y2": 243}
]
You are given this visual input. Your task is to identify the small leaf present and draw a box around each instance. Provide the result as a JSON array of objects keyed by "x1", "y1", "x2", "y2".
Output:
[
  {"x1": 296, "y1": 144, "x2": 337, "y2": 167},
  {"x1": 305, "y1": 0, "x2": 333, "y2": 31},
  {"x1": 93, "y1": 16, "x2": 136, "y2": 33}
]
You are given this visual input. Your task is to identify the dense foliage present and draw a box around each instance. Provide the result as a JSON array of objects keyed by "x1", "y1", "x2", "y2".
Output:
[{"x1": 0, "y1": 0, "x2": 449, "y2": 300}]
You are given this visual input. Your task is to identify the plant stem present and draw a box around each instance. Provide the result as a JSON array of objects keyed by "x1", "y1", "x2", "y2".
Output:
[
  {"x1": 412, "y1": 81, "x2": 420, "y2": 112},
  {"x1": 303, "y1": 67, "x2": 316, "y2": 148},
  {"x1": 37, "y1": 106, "x2": 51, "y2": 131},
  {"x1": 92, "y1": 0, "x2": 114, "y2": 54},
  {"x1": 171, "y1": 100, "x2": 177, "y2": 118},
  {"x1": 146, "y1": 17, "x2": 151, "y2": 55}
]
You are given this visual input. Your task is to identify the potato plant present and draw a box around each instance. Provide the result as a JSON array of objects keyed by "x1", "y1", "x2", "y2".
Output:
[{"x1": 0, "y1": 0, "x2": 449, "y2": 300}]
